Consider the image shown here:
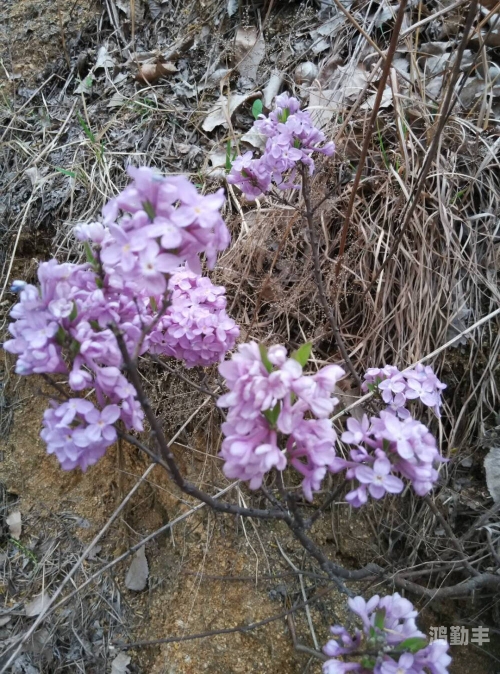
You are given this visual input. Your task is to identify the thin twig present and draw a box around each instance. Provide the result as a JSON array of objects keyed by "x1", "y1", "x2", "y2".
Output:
[
  {"x1": 460, "y1": 502, "x2": 500, "y2": 543},
  {"x1": 301, "y1": 168, "x2": 361, "y2": 386},
  {"x1": 334, "y1": 0, "x2": 409, "y2": 279},
  {"x1": 424, "y1": 495, "x2": 480, "y2": 577}
]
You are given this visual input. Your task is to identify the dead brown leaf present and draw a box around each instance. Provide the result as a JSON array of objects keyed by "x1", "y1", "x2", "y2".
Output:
[
  {"x1": 234, "y1": 27, "x2": 265, "y2": 82},
  {"x1": 135, "y1": 60, "x2": 177, "y2": 84}
]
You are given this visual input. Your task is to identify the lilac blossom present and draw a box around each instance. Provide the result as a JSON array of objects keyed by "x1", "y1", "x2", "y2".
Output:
[
  {"x1": 217, "y1": 342, "x2": 345, "y2": 499},
  {"x1": 228, "y1": 94, "x2": 335, "y2": 200},
  {"x1": 41, "y1": 401, "x2": 117, "y2": 471},
  {"x1": 323, "y1": 593, "x2": 451, "y2": 674},
  {"x1": 363, "y1": 364, "x2": 446, "y2": 417},
  {"x1": 336, "y1": 410, "x2": 446, "y2": 507},
  {"x1": 149, "y1": 268, "x2": 239, "y2": 368}
]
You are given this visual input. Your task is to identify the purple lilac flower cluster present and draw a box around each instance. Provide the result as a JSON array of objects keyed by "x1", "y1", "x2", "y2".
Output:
[
  {"x1": 3, "y1": 168, "x2": 235, "y2": 470},
  {"x1": 227, "y1": 93, "x2": 335, "y2": 200},
  {"x1": 323, "y1": 593, "x2": 451, "y2": 674},
  {"x1": 148, "y1": 268, "x2": 239, "y2": 368},
  {"x1": 217, "y1": 342, "x2": 345, "y2": 500},
  {"x1": 77, "y1": 165, "x2": 231, "y2": 279},
  {"x1": 363, "y1": 364, "x2": 446, "y2": 418},
  {"x1": 4, "y1": 260, "x2": 147, "y2": 469},
  {"x1": 330, "y1": 411, "x2": 445, "y2": 507}
]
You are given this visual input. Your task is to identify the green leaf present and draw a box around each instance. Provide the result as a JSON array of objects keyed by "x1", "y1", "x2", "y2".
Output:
[
  {"x1": 142, "y1": 200, "x2": 156, "y2": 220},
  {"x1": 76, "y1": 112, "x2": 96, "y2": 143},
  {"x1": 69, "y1": 301, "x2": 78, "y2": 321},
  {"x1": 55, "y1": 326, "x2": 67, "y2": 346},
  {"x1": 225, "y1": 139, "x2": 232, "y2": 172},
  {"x1": 55, "y1": 167, "x2": 76, "y2": 178},
  {"x1": 252, "y1": 99, "x2": 263, "y2": 120},
  {"x1": 374, "y1": 608, "x2": 386, "y2": 630},
  {"x1": 397, "y1": 637, "x2": 428, "y2": 654},
  {"x1": 89, "y1": 320, "x2": 100, "y2": 330},
  {"x1": 259, "y1": 344, "x2": 273, "y2": 373},
  {"x1": 279, "y1": 108, "x2": 290, "y2": 123},
  {"x1": 95, "y1": 277, "x2": 103, "y2": 289},
  {"x1": 69, "y1": 339, "x2": 81, "y2": 357},
  {"x1": 83, "y1": 241, "x2": 96, "y2": 266},
  {"x1": 150, "y1": 296, "x2": 158, "y2": 312},
  {"x1": 361, "y1": 656, "x2": 376, "y2": 669},
  {"x1": 291, "y1": 342, "x2": 312, "y2": 367},
  {"x1": 264, "y1": 403, "x2": 280, "y2": 427}
]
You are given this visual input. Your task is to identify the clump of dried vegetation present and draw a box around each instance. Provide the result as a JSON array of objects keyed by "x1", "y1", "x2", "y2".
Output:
[{"x1": 1, "y1": 0, "x2": 500, "y2": 671}]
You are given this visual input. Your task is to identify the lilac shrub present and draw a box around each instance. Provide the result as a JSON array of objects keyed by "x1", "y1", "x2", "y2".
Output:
[
  {"x1": 3, "y1": 167, "x2": 237, "y2": 470},
  {"x1": 227, "y1": 93, "x2": 335, "y2": 199},
  {"x1": 323, "y1": 593, "x2": 451, "y2": 674}
]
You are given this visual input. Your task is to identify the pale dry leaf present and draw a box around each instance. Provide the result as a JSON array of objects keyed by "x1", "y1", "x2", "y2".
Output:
[
  {"x1": 208, "y1": 149, "x2": 228, "y2": 168},
  {"x1": 484, "y1": 447, "x2": 500, "y2": 503},
  {"x1": 25, "y1": 593, "x2": 50, "y2": 618},
  {"x1": 173, "y1": 80, "x2": 198, "y2": 98},
  {"x1": 361, "y1": 86, "x2": 393, "y2": 110},
  {"x1": 425, "y1": 75, "x2": 443, "y2": 99},
  {"x1": 227, "y1": 0, "x2": 239, "y2": 16},
  {"x1": 372, "y1": 2, "x2": 397, "y2": 27},
  {"x1": 419, "y1": 41, "x2": 449, "y2": 56},
  {"x1": 310, "y1": 14, "x2": 346, "y2": 54},
  {"x1": 307, "y1": 88, "x2": 341, "y2": 128},
  {"x1": 116, "y1": 0, "x2": 144, "y2": 21},
  {"x1": 125, "y1": 546, "x2": 149, "y2": 591},
  {"x1": 234, "y1": 27, "x2": 265, "y2": 82},
  {"x1": 74, "y1": 75, "x2": 93, "y2": 95},
  {"x1": 202, "y1": 92, "x2": 257, "y2": 132},
  {"x1": 425, "y1": 53, "x2": 451, "y2": 76},
  {"x1": 7, "y1": 510, "x2": 22, "y2": 539},
  {"x1": 392, "y1": 57, "x2": 410, "y2": 75},
  {"x1": 148, "y1": 0, "x2": 168, "y2": 19},
  {"x1": 24, "y1": 168, "x2": 39, "y2": 188},
  {"x1": 111, "y1": 652, "x2": 131, "y2": 674},
  {"x1": 458, "y1": 78, "x2": 485, "y2": 108},
  {"x1": 95, "y1": 45, "x2": 114, "y2": 69},
  {"x1": 208, "y1": 68, "x2": 231, "y2": 85},
  {"x1": 206, "y1": 149, "x2": 228, "y2": 179},
  {"x1": 336, "y1": 65, "x2": 368, "y2": 99},
  {"x1": 263, "y1": 72, "x2": 283, "y2": 109},
  {"x1": 108, "y1": 92, "x2": 126, "y2": 108},
  {"x1": 113, "y1": 71, "x2": 128, "y2": 85},
  {"x1": 240, "y1": 129, "x2": 267, "y2": 150},
  {"x1": 311, "y1": 38, "x2": 331, "y2": 55},
  {"x1": 315, "y1": 14, "x2": 346, "y2": 37},
  {"x1": 0, "y1": 615, "x2": 11, "y2": 627}
]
